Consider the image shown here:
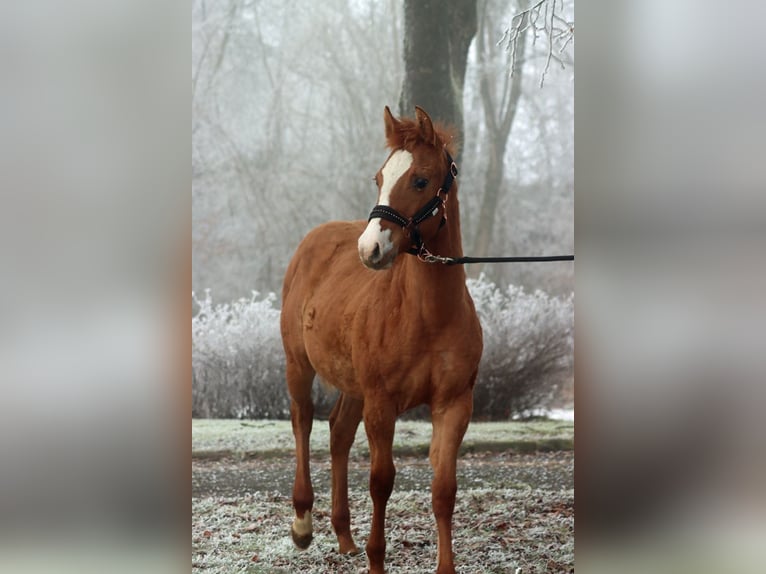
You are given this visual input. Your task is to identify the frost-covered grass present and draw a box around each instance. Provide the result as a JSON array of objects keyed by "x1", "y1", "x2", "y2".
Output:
[
  {"x1": 192, "y1": 420, "x2": 574, "y2": 571},
  {"x1": 192, "y1": 488, "x2": 574, "y2": 573},
  {"x1": 192, "y1": 418, "x2": 574, "y2": 459},
  {"x1": 192, "y1": 275, "x2": 573, "y2": 420}
]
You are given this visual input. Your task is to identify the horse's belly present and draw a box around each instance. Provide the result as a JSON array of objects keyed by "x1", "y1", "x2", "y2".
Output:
[
  {"x1": 302, "y1": 320, "x2": 361, "y2": 398},
  {"x1": 308, "y1": 355, "x2": 361, "y2": 398}
]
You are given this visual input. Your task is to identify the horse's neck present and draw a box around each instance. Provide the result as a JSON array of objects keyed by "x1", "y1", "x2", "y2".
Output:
[
  {"x1": 397, "y1": 196, "x2": 467, "y2": 297},
  {"x1": 427, "y1": 192, "x2": 464, "y2": 263}
]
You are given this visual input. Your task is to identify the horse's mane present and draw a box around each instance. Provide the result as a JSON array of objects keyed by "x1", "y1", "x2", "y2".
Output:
[{"x1": 385, "y1": 117, "x2": 459, "y2": 158}]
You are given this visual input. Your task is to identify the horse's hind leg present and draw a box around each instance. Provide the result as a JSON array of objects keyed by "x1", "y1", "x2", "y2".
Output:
[
  {"x1": 328, "y1": 393, "x2": 363, "y2": 555},
  {"x1": 286, "y1": 358, "x2": 316, "y2": 549}
]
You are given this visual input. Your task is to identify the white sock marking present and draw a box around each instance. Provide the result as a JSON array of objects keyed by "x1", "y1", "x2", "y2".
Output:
[{"x1": 293, "y1": 511, "x2": 313, "y2": 536}]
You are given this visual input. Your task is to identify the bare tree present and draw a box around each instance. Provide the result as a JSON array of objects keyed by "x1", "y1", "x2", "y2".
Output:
[
  {"x1": 398, "y1": 0, "x2": 478, "y2": 144},
  {"x1": 193, "y1": 0, "x2": 404, "y2": 299},
  {"x1": 498, "y1": 0, "x2": 574, "y2": 87},
  {"x1": 192, "y1": 0, "x2": 572, "y2": 301},
  {"x1": 469, "y1": 0, "x2": 529, "y2": 278}
]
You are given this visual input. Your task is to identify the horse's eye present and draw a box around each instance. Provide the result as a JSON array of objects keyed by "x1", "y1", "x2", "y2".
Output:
[{"x1": 414, "y1": 178, "x2": 429, "y2": 190}]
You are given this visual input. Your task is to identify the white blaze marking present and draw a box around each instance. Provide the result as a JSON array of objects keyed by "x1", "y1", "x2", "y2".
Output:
[
  {"x1": 378, "y1": 149, "x2": 413, "y2": 207},
  {"x1": 358, "y1": 150, "x2": 413, "y2": 262}
]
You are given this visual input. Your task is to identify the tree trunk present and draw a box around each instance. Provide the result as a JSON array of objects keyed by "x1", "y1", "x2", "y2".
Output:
[
  {"x1": 398, "y1": 0, "x2": 477, "y2": 146},
  {"x1": 468, "y1": 0, "x2": 527, "y2": 278}
]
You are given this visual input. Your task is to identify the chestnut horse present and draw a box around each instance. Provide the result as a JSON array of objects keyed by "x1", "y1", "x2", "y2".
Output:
[{"x1": 280, "y1": 106, "x2": 482, "y2": 574}]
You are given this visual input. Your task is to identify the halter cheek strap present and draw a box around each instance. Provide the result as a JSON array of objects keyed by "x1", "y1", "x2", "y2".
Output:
[{"x1": 368, "y1": 149, "x2": 458, "y2": 255}]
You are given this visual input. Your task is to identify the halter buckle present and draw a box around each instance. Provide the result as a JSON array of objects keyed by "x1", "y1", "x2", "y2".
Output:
[
  {"x1": 416, "y1": 245, "x2": 454, "y2": 265},
  {"x1": 449, "y1": 162, "x2": 458, "y2": 178}
]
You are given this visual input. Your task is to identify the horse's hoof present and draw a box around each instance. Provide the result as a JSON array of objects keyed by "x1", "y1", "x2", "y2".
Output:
[
  {"x1": 291, "y1": 527, "x2": 313, "y2": 550},
  {"x1": 291, "y1": 511, "x2": 313, "y2": 549},
  {"x1": 339, "y1": 544, "x2": 360, "y2": 556}
]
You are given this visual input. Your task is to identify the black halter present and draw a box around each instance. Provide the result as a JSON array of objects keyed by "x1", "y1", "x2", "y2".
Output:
[{"x1": 368, "y1": 148, "x2": 458, "y2": 255}]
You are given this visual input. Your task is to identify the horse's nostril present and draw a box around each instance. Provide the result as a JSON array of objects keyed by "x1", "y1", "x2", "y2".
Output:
[{"x1": 372, "y1": 243, "x2": 381, "y2": 260}]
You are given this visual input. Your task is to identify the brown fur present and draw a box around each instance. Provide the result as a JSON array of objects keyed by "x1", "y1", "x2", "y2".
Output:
[{"x1": 280, "y1": 106, "x2": 483, "y2": 574}]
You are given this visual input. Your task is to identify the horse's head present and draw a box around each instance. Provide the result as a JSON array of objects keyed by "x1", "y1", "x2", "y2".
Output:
[{"x1": 358, "y1": 106, "x2": 457, "y2": 270}]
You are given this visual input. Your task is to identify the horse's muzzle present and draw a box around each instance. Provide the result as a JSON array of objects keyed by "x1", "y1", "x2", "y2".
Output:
[
  {"x1": 359, "y1": 241, "x2": 395, "y2": 270},
  {"x1": 358, "y1": 221, "x2": 396, "y2": 270}
]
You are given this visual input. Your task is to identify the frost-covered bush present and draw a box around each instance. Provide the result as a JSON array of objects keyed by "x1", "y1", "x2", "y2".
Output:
[
  {"x1": 192, "y1": 290, "x2": 338, "y2": 419},
  {"x1": 192, "y1": 275, "x2": 573, "y2": 420},
  {"x1": 467, "y1": 274, "x2": 574, "y2": 419},
  {"x1": 192, "y1": 290, "x2": 289, "y2": 418}
]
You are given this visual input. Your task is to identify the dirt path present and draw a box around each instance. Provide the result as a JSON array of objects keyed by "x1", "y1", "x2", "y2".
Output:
[{"x1": 193, "y1": 451, "x2": 573, "y2": 498}]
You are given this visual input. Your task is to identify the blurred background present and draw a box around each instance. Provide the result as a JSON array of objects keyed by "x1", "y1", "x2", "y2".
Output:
[
  {"x1": 0, "y1": 0, "x2": 764, "y2": 572},
  {"x1": 576, "y1": 0, "x2": 766, "y2": 571}
]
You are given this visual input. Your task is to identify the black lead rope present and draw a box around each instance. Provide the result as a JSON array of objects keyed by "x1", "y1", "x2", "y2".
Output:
[
  {"x1": 444, "y1": 254, "x2": 574, "y2": 265},
  {"x1": 415, "y1": 249, "x2": 574, "y2": 265}
]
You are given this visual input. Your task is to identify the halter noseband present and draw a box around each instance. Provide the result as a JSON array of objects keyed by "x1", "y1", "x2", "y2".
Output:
[{"x1": 368, "y1": 148, "x2": 458, "y2": 256}]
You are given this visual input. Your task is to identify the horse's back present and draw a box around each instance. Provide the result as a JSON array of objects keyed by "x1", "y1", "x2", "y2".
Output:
[{"x1": 282, "y1": 220, "x2": 367, "y2": 302}]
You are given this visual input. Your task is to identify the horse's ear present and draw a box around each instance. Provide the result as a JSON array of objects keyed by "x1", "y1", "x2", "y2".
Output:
[
  {"x1": 414, "y1": 106, "x2": 436, "y2": 146},
  {"x1": 384, "y1": 106, "x2": 400, "y2": 140}
]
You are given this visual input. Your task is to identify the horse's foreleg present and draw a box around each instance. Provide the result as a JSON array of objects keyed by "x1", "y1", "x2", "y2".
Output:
[
  {"x1": 429, "y1": 389, "x2": 473, "y2": 574},
  {"x1": 329, "y1": 393, "x2": 363, "y2": 555},
  {"x1": 287, "y1": 361, "x2": 316, "y2": 549},
  {"x1": 363, "y1": 400, "x2": 397, "y2": 574}
]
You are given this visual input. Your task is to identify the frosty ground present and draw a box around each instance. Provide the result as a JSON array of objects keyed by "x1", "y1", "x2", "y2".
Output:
[{"x1": 192, "y1": 418, "x2": 574, "y2": 573}]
